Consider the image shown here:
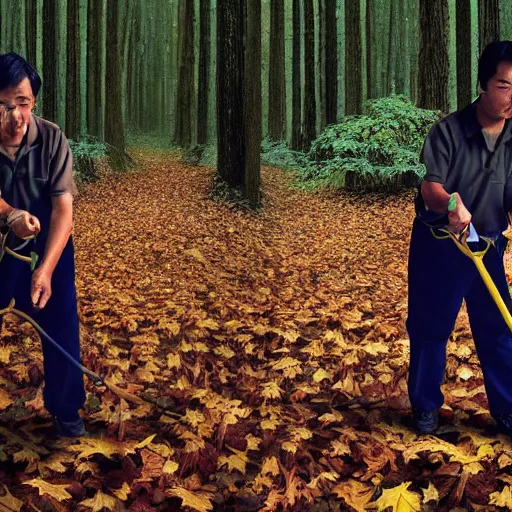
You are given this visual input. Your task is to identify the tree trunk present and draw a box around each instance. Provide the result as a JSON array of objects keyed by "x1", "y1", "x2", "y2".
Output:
[
  {"x1": 174, "y1": 0, "x2": 195, "y2": 147},
  {"x1": 303, "y1": 0, "x2": 316, "y2": 150},
  {"x1": 268, "y1": 0, "x2": 286, "y2": 141},
  {"x1": 197, "y1": 0, "x2": 211, "y2": 145},
  {"x1": 42, "y1": 0, "x2": 58, "y2": 122},
  {"x1": 87, "y1": 0, "x2": 106, "y2": 140},
  {"x1": 318, "y1": 0, "x2": 326, "y2": 131},
  {"x1": 105, "y1": 0, "x2": 126, "y2": 168},
  {"x1": 418, "y1": 0, "x2": 450, "y2": 112},
  {"x1": 25, "y1": 0, "x2": 37, "y2": 67},
  {"x1": 66, "y1": 0, "x2": 81, "y2": 140},
  {"x1": 345, "y1": 0, "x2": 362, "y2": 114},
  {"x1": 244, "y1": 0, "x2": 262, "y2": 207},
  {"x1": 291, "y1": 0, "x2": 302, "y2": 150},
  {"x1": 325, "y1": 0, "x2": 337, "y2": 124},
  {"x1": 479, "y1": 0, "x2": 500, "y2": 53},
  {"x1": 457, "y1": 0, "x2": 473, "y2": 108},
  {"x1": 216, "y1": 0, "x2": 244, "y2": 186}
]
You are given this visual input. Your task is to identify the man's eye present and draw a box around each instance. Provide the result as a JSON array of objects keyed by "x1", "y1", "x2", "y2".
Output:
[{"x1": 18, "y1": 104, "x2": 29, "y2": 108}]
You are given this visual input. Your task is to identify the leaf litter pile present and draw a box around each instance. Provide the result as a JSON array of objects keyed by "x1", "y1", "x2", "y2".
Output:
[{"x1": 0, "y1": 148, "x2": 512, "y2": 511}]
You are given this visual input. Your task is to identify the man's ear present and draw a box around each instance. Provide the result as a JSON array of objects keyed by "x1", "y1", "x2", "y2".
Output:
[{"x1": 478, "y1": 83, "x2": 485, "y2": 94}]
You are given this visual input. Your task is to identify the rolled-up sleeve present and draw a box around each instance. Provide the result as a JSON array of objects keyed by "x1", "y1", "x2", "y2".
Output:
[
  {"x1": 420, "y1": 122, "x2": 452, "y2": 185},
  {"x1": 49, "y1": 132, "x2": 77, "y2": 196}
]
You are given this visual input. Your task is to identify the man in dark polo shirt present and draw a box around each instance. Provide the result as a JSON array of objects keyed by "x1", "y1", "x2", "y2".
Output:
[
  {"x1": 0, "y1": 53, "x2": 86, "y2": 437},
  {"x1": 408, "y1": 41, "x2": 512, "y2": 435}
]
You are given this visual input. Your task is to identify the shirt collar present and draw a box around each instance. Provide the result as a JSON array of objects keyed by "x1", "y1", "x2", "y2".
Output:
[{"x1": 461, "y1": 97, "x2": 512, "y2": 143}]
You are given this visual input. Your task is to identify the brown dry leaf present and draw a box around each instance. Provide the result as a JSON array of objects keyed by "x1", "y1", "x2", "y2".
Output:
[
  {"x1": 23, "y1": 479, "x2": 72, "y2": 502},
  {"x1": 332, "y1": 478, "x2": 373, "y2": 511},
  {"x1": 0, "y1": 388, "x2": 14, "y2": 411},
  {"x1": 0, "y1": 485, "x2": 23, "y2": 512}
]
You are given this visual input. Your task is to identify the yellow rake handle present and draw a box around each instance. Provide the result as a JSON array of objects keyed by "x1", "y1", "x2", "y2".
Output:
[{"x1": 432, "y1": 227, "x2": 512, "y2": 332}]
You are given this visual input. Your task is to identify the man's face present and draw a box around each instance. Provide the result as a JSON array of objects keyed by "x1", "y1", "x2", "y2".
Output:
[
  {"x1": 481, "y1": 61, "x2": 512, "y2": 120},
  {"x1": 0, "y1": 77, "x2": 35, "y2": 148}
]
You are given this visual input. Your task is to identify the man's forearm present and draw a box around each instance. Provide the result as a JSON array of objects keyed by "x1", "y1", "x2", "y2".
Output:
[
  {"x1": 41, "y1": 196, "x2": 73, "y2": 275},
  {"x1": 421, "y1": 181, "x2": 451, "y2": 214},
  {"x1": 0, "y1": 198, "x2": 14, "y2": 217}
]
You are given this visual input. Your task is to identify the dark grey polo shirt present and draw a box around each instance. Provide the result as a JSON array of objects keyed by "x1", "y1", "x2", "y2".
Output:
[
  {"x1": 0, "y1": 114, "x2": 76, "y2": 247},
  {"x1": 416, "y1": 98, "x2": 512, "y2": 236}
]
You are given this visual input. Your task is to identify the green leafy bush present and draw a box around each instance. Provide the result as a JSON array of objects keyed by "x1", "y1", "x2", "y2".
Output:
[
  {"x1": 303, "y1": 95, "x2": 442, "y2": 192},
  {"x1": 69, "y1": 137, "x2": 110, "y2": 184}
]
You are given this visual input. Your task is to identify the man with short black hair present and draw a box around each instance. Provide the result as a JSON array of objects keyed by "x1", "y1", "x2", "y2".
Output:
[
  {"x1": 408, "y1": 40, "x2": 512, "y2": 435},
  {"x1": 0, "y1": 52, "x2": 86, "y2": 437}
]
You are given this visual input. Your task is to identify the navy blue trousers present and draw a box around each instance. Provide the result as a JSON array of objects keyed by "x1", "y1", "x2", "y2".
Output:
[
  {"x1": 407, "y1": 219, "x2": 512, "y2": 416},
  {"x1": 0, "y1": 237, "x2": 85, "y2": 420}
]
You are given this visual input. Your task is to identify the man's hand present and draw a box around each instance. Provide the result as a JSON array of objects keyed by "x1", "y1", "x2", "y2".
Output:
[
  {"x1": 31, "y1": 266, "x2": 52, "y2": 310},
  {"x1": 8, "y1": 210, "x2": 41, "y2": 239},
  {"x1": 448, "y1": 192, "x2": 472, "y2": 233}
]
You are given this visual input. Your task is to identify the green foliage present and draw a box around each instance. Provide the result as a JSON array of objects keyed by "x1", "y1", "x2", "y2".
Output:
[
  {"x1": 69, "y1": 137, "x2": 109, "y2": 184},
  {"x1": 261, "y1": 139, "x2": 308, "y2": 171},
  {"x1": 301, "y1": 95, "x2": 442, "y2": 192}
]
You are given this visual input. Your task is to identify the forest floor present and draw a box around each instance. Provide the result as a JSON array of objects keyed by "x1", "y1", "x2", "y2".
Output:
[{"x1": 0, "y1": 148, "x2": 509, "y2": 511}]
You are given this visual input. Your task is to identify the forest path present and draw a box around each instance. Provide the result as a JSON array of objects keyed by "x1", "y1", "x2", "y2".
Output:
[{"x1": 0, "y1": 149, "x2": 491, "y2": 511}]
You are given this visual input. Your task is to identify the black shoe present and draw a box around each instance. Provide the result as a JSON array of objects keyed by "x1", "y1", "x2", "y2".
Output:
[
  {"x1": 53, "y1": 416, "x2": 87, "y2": 437},
  {"x1": 413, "y1": 409, "x2": 439, "y2": 434},
  {"x1": 494, "y1": 413, "x2": 512, "y2": 435}
]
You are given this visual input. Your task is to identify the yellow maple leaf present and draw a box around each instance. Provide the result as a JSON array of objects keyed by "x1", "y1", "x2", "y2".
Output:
[
  {"x1": 312, "y1": 368, "x2": 331, "y2": 383},
  {"x1": 290, "y1": 427, "x2": 313, "y2": 440},
  {"x1": 301, "y1": 340, "x2": 325, "y2": 358},
  {"x1": 159, "y1": 318, "x2": 180, "y2": 337},
  {"x1": 422, "y1": 482, "x2": 439, "y2": 503},
  {"x1": 260, "y1": 418, "x2": 280, "y2": 431},
  {"x1": 307, "y1": 471, "x2": 339, "y2": 489},
  {"x1": 261, "y1": 381, "x2": 283, "y2": 400},
  {"x1": 163, "y1": 459, "x2": 179, "y2": 475},
  {"x1": 498, "y1": 453, "x2": 512, "y2": 469},
  {"x1": 224, "y1": 446, "x2": 249, "y2": 474},
  {"x1": 0, "y1": 346, "x2": 13, "y2": 364},
  {"x1": 184, "y1": 248, "x2": 208, "y2": 264},
  {"x1": 184, "y1": 409, "x2": 206, "y2": 428},
  {"x1": 261, "y1": 456, "x2": 280, "y2": 476},
  {"x1": 111, "y1": 482, "x2": 131, "y2": 501},
  {"x1": 318, "y1": 411, "x2": 344, "y2": 425},
  {"x1": 80, "y1": 491, "x2": 119, "y2": 511},
  {"x1": 196, "y1": 319, "x2": 219, "y2": 330},
  {"x1": 67, "y1": 437, "x2": 136, "y2": 460},
  {"x1": 363, "y1": 341, "x2": 389, "y2": 356},
  {"x1": 167, "y1": 353, "x2": 181, "y2": 369},
  {"x1": 489, "y1": 485, "x2": 512, "y2": 508},
  {"x1": 13, "y1": 448, "x2": 39, "y2": 464},
  {"x1": 168, "y1": 487, "x2": 214, "y2": 512},
  {"x1": 245, "y1": 434, "x2": 261, "y2": 451},
  {"x1": 180, "y1": 431, "x2": 206, "y2": 453},
  {"x1": 371, "y1": 482, "x2": 420, "y2": 511},
  {"x1": 193, "y1": 342, "x2": 209, "y2": 353},
  {"x1": 213, "y1": 346, "x2": 235, "y2": 359},
  {"x1": 23, "y1": 479, "x2": 72, "y2": 502},
  {"x1": 0, "y1": 485, "x2": 23, "y2": 512}
]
